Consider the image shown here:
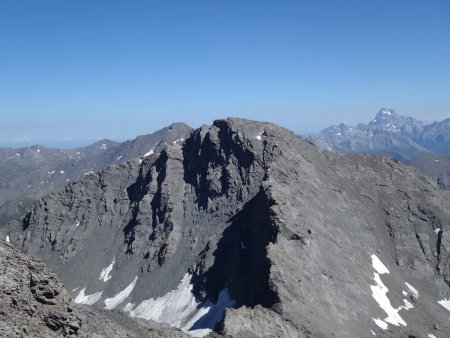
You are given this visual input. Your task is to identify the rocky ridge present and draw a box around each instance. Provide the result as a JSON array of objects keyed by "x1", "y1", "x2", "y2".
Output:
[
  {"x1": 4, "y1": 118, "x2": 450, "y2": 337},
  {"x1": 0, "y1": 123, "x2": 191, "y2": 227}
]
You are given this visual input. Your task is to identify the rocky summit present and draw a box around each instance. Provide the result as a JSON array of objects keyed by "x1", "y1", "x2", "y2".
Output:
[{"x1": 4, "y1": 118, "x2": 450, "y2": 337}]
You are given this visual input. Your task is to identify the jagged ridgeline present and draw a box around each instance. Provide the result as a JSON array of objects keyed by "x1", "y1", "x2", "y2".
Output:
[{"x1": 4, "y1": 118, "x2": 450, "y2": 337}]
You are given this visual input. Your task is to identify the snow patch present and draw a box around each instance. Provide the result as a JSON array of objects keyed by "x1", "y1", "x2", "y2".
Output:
[
  {"x1": 370, "y1": 254, "x2": 414, "y2": 330},
  {"x1": 74, "y1": 288, "x2": 103, "y2": 305},
  {"x1": 117, "y1": 156, "x2": 123, "y2": 161},
  {"x1": 75, "y1": 221, "x2": 80, "y2": 228},
  {"x1": 37, "y1": 149, "x2": 40, "y2": 153},
  {"x1": 373, "y1": 318, "x2": 388, "y2": 330},
  {"x1": 144, "y1": 149, "x2": 154, "y2": 157},
  {"x1": 128, "y1": 273, "x2": 235, "y2": 337},
  {"x1": 405, "y1": 282, "x2": 419, "y2": 298},
  {"x1": 60, "y1": 170, "x2": 65, "y2": 174},
  {"x1": 371, "y1": 329, "x2": 376, "y2": 335},
  {"x1": 72, "y1": 287, "x2": 79, "y2": 292},
  {"x1": 402, "y1": 290, "x2": 408, "y2": 297},
  {"x1": 172, "y1": 137, "x2": 185, "y2": 145},
  {"x1": 371, "y1": 254, "x2": 389, "y2": 274},
  {"x1": 123, "y1": 302, "x2": 135, "y2": 312},
  {"x1": 99, "y1": 258, "x2": 115, "y2": 282},
  {"x1": 435, "y1": 228, "x2": 441, "y2": 234},
  {"x1": 6, "y1": 235, "x2": 10, "y2": 243},
  {"x1": 428, "y1": 334, "x2": 437, "y2": 338},
  {"x1": 438, "y1": 298, "x2": 450, "y2": 312},
  {"x1": 104, "y1": 276, "x2": 138, "y2": 310}
]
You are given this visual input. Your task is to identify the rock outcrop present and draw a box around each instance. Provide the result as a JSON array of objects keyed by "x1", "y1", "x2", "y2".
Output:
[
  {"x1": 0, "y1": 238, "x2": 190, "y2": 337},
  {"x1": 4, "y1": 118, "x2": 450, "y2": 337},
  {"x1": 0, "y1": 238, "x2": 82, "y2": 337}
]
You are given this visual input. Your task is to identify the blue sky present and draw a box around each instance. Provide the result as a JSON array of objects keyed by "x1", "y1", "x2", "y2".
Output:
[{"x1": 1, "y1": 0, "x2": 449, "y2": 147}]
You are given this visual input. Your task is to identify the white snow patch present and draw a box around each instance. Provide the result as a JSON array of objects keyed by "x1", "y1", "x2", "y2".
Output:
[
  {"x1": 104, "y1": 276, "x2": 138, "y2": 310},
  {"x1": 123, "y1": 302, "x2": 135, "y2": 312},
  {"x1": 438, "y1": 298, "x2": 450, "y2": 312},
  {"x1": 66, "y1": 179, "x2": 69, "y2": 182},
  {"x1": 77, "y1": 151, "x2": 81, "y2": 155},
  {"x1": 371, "y1": 254, "x2": 389, "y2": 274},
  {"x1": 371, "y1": 273, "x2": 408, "y2": 327},
  {"x1": 402, "y1": 290, "x2": 408, "y2": 296},
  {"x1": 117, "y1": 155, "x2": 123, "y2": 161},
  {"x1": 402, "y1": 299, "x2": 414, "y2": 310},
  {"x1": 405, "y1": 282, "x2": 419, "y2": 298},
  {"x1": 15, "y1": 153, "x2": 20, "y2": 157},
  {"x1": 75, "y1": 221, "x2": 80, "y2": 228},
  {"x1": 373, "y1": 318, "x2": 388, "y2": 330},
  {"x1": 371, "y1": 329, "x2": 376, "y2": 335},
  {"x1": 435, "y1": 228, "x2": 440, "y2": 234},
  {"x1": 128, "y1": 273, "x2": 235, "y2": 337},
  {"x1": 99, "y1": 258, "x2": 115, "y2": 282},
  {"x1": 172, "y1": 137, "x2": 185, "y2": 145},
  {"x1": 72, "y1": 287, "x2": 79, "y2": 292},
  {"x1": 139, "y1": 159, "x2": 143, "y2": 164},
  {"x1": 435, "y1": 159, "x2": 439, "y2": 162},
  {"x1": 256, "y1": 132, "x2": 262, "y2": 140},
  {"x1": 6, "y1": 235, "x2": 10, "y2": 243},
  {"x1": 84, "y1": 170, "x2": 94, "y2": 175},
  {"x1": 60, "y1": 170, "x2": 65, "y2": 174},
  {"x1": 370, "y1": 254, "x2": 414, "y2": 330},
  {"x1": 428, "y1": 334, "x2": 437, "y2": 338},
  {"x1": 37, "y1": 149, "x2": 40, "y2": 153},
  {"x1": 143, "y1": 147, "x2": 156, "y2": 157},
  {"x1": 74, "y1": 288, "x2": 103, "y2": 305}
]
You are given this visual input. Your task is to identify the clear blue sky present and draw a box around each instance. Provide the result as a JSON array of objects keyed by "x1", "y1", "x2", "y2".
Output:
[{"x1": 1, "y1": 0, "x2": 449, "y2": 147}]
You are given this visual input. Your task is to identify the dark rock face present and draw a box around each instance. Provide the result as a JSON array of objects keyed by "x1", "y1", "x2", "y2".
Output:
[
  {"x1": 310, "y1": 108, "x2": 450, "y2": 161},
  {"x1": 4, "y1": 118, "x2": 450, "y2": 337}
]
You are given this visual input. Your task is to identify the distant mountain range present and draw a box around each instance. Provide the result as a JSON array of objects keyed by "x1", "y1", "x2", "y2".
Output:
[
  {"x1": 0, "y1": 122, "x2": 192, "y2": 227},
  {"x1": 310, "y1": 108, "x2": 450, "y2": 160},
  {"x1": 309, "y1": 108, "x2": 450, "y2": 189}
]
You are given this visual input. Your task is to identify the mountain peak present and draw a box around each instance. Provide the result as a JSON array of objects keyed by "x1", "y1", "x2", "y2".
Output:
[{"x1": 374, "y1": 107, "x2": 396, "y2": 119}]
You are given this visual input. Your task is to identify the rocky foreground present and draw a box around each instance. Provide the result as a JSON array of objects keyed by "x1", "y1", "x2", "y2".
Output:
[
  {"x1": 0, "y1": 238, "x2": 189, "y2": 337},
  {"x1": 4, "y1": 118, "x2": 450, "y2": 337}
]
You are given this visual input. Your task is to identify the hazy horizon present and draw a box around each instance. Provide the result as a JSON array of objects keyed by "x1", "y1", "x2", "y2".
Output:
[{"x1": 1, "y1": 1, "x2": 449, "y2": 148}]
